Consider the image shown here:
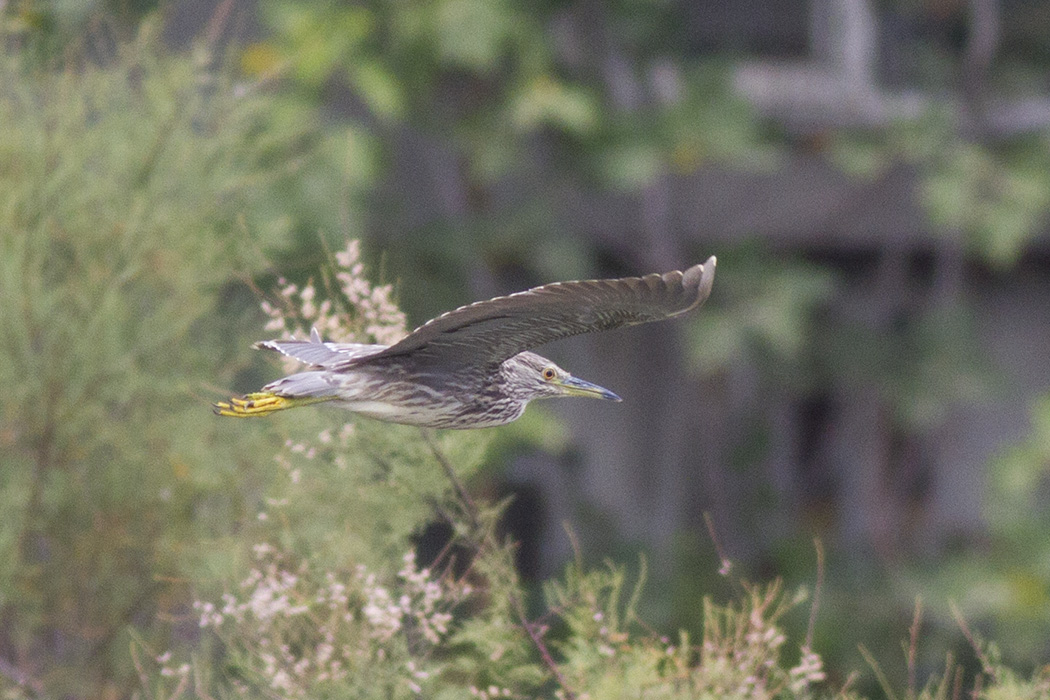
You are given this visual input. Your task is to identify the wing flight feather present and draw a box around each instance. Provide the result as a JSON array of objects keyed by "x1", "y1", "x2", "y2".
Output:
[{"x1": 345, "y1": 257, "x2": 715, "y2": 370}]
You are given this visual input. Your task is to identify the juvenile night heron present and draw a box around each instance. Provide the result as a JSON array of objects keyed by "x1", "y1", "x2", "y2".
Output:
[{"x1": 215, "y1": 257, "x2": 715, "y2": 429}]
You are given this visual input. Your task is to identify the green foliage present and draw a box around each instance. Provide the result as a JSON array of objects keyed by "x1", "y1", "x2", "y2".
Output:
[
  {"x1": 919, "y1": 394, "x2": 1050, "y2": 662},
  {"x1": 687, "y1": 249, "x2": 836, "y2": 387},
  {"x1": 1, "y1": 0, "x2": 154, "y2": 60},
  {"x1": 3, "y1": 5, "x2": 1050, "y2": 698},
  {"x1": 0, "y1": 25, "x2": 374, "y2": 698},
  {"x1": 127, "y1": 244, "x2": 1048, "y2": 700},
  {"x1": 918, "y1": 138, "x2": 1050, "y2": 267},
  {"x1": 866, "y1": 394, "x2": 1050, "y2": 686},
  {"x1": 830, "y1": 113, "x2": 1050, "y2": 268},
  {"x1": 687, "y1": 243, "x2": 997, "y2": 431},
  {"x1": 251, "y1": 0, "x2": 772, "y2": 316},
  {"x1": 822, "y1": 304, "x2": 997, "y2": 429},
  {"x1": 136, "y1": 243, "x2": 541, "y2": 699},
  {"x1": 259, "y1": 0, "x2": 584, "y2": 147},
  {"x1": 548, "y1": 566, "x2": 828, "y2": 699},
  {"x1": 241, "y1": 3, "x2": 1050, "y2": 693}
]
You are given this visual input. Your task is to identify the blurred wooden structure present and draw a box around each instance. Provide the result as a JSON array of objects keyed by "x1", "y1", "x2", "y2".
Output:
[{"x1": 166, "y1": 0, "x2": 1050, "y2": 574}]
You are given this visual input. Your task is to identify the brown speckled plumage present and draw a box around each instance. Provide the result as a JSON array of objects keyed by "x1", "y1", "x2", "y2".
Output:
[{"x1": 214, "y1": 258, "x2": 716, "y2": 429}]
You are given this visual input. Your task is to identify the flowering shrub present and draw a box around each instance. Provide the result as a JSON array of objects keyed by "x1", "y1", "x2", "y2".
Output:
[
  {"x1": 187, "y1": 546, "x2": 470, "y2": 698},
  {"x1": 261, "y1": 239, "x2": 407, "y2": 350},
  {"x1": 547, "y1": 565, "x2": 828, "y2": 700},
  {"x1": 136, "y1": 242, "x2": 526, "y2": 699}
]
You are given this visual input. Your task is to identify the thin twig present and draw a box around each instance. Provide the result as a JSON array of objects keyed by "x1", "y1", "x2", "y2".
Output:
[
  {"x1": 204, "y1": 0, "x2": 237, "y2": 46},
  {"x1": 194, "y1": 657, "x2": 221, "y2": 700},
  {"x1": 907, "y1": 596, "x2": 923, "y2": 699},
  {"x1": 421, "y1": 429, "x2": 576, "y2": 699},
  {"x1": 859, "y1": 644, "x2": 901, "y2": 700},
  {"x1": 937, "y1": 652, "x2": 956, "y2": 700},
  {"x1": 508, "y1": 589, "x2": 577, "y2": 699},
  {"x1": 952, "y1": 664, "x2": 964, "y2": 700},
  {"x1": 949, "y1": 600, "x2": 998, "y2": 681},
  {"x1": 130, "y1": 643, "x2": 154, "y2": 700},
  {"x1": 703, "y1": 511, "x2": 732, "y2": 577},
  {"x1": 838, "y1": 670, "x2": 860, "y2": 697},
  {"x1": 563, "y1": 521, "x2": 584, "y2": 571},
  {"x1": 805, "y1": 537, "x2": 824, "y2": 651},
  {"x1": 421, "y1": 429, "x2": 480, "y2": 530}
]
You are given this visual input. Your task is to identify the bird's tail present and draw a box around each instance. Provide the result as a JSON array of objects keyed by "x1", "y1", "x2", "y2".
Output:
[{"x1": 214, "y1": 371, "x2": 340, "y2": 418}]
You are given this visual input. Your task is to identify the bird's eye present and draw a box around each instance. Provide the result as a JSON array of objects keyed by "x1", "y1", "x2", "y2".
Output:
[{"x1": 542, "y1": 367, "x2": 557, "y2": 381}]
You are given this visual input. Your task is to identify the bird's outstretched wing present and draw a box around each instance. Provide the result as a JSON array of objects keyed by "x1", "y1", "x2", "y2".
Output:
[{"x1": 350, "y1": 257, "x2": 715, "y2": 370}]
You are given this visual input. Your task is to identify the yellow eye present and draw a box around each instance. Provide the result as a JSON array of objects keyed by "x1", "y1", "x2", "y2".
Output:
[{"x1": 542, "y1": 367, "x2": 556, "y2": 381}]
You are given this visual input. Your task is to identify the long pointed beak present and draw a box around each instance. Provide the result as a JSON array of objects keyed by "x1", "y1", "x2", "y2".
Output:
[{"x1": 557, "y1": 376, "x2": 622, "y2": 401}]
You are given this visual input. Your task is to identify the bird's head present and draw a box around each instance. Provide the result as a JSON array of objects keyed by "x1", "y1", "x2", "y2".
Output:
[{"x1": 501, "y1": 351, "x2": 622, "y2": 403}]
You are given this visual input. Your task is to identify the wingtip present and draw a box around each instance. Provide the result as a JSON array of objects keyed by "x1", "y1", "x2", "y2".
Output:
[
  {"x1": 682, "y1": 256, "x2": 716, "y2": 301},
  {"x1": 697, "y1": 256, "x2": 716, "y2": 303}
]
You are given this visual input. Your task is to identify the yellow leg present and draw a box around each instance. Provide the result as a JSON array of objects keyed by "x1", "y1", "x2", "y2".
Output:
[{"x1": 213, "y1": 391, "x2": 311, "y2": 417}]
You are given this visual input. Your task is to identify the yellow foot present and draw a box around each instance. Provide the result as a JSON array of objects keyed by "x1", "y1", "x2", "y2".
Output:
[{"x1": 213, "y1": 391, "x2": 291, "y2": 417}]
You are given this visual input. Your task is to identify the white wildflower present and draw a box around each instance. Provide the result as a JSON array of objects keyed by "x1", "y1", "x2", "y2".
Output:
[{"x1": 789, "y1": 647, "x2": 826, "y2": 692}]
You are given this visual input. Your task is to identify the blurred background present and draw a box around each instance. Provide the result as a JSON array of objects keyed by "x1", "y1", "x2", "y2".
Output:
[{"x1": 3, "y1": 0, "x2": 1050, "y2": 696}]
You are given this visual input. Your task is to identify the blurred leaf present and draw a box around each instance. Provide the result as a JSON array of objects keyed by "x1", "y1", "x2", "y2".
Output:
[
  {"x1": 894, "y1": 306, "x2": 999, "y2": 427},
  {"x1": 349, "y1": 60, "x2": 406, "y2": 120},
  {"x1": 596, "y1": 142, "x2": 664, "y2": 189},
  {"x1": 511, "y1": 75, "x2": 599, "y2": 135},
  {"x1": 827, "y1": 135, "x2": 892, "y2": 178},
  {"x1": 239, "y1": 41, "x2": 282, "y2": 77},
  {"x1": 687, "y1": 252, "x2": 836, "y2": 377},
  {"x1": 434, "y1": 0, "x2": 517, "y2": 71}
]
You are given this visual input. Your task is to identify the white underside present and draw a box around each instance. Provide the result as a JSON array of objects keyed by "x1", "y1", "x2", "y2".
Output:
[
  {"x1": 336, "y1": 400, "x2": 411, "y2": 419},
  {"x1": 333, "y1": 397, "x2": 524, "y2": 429}
]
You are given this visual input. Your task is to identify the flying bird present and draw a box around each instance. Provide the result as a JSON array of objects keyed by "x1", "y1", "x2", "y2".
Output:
[{"x1": 215, "y1": 257, "x2": 716, "y2": 429}]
